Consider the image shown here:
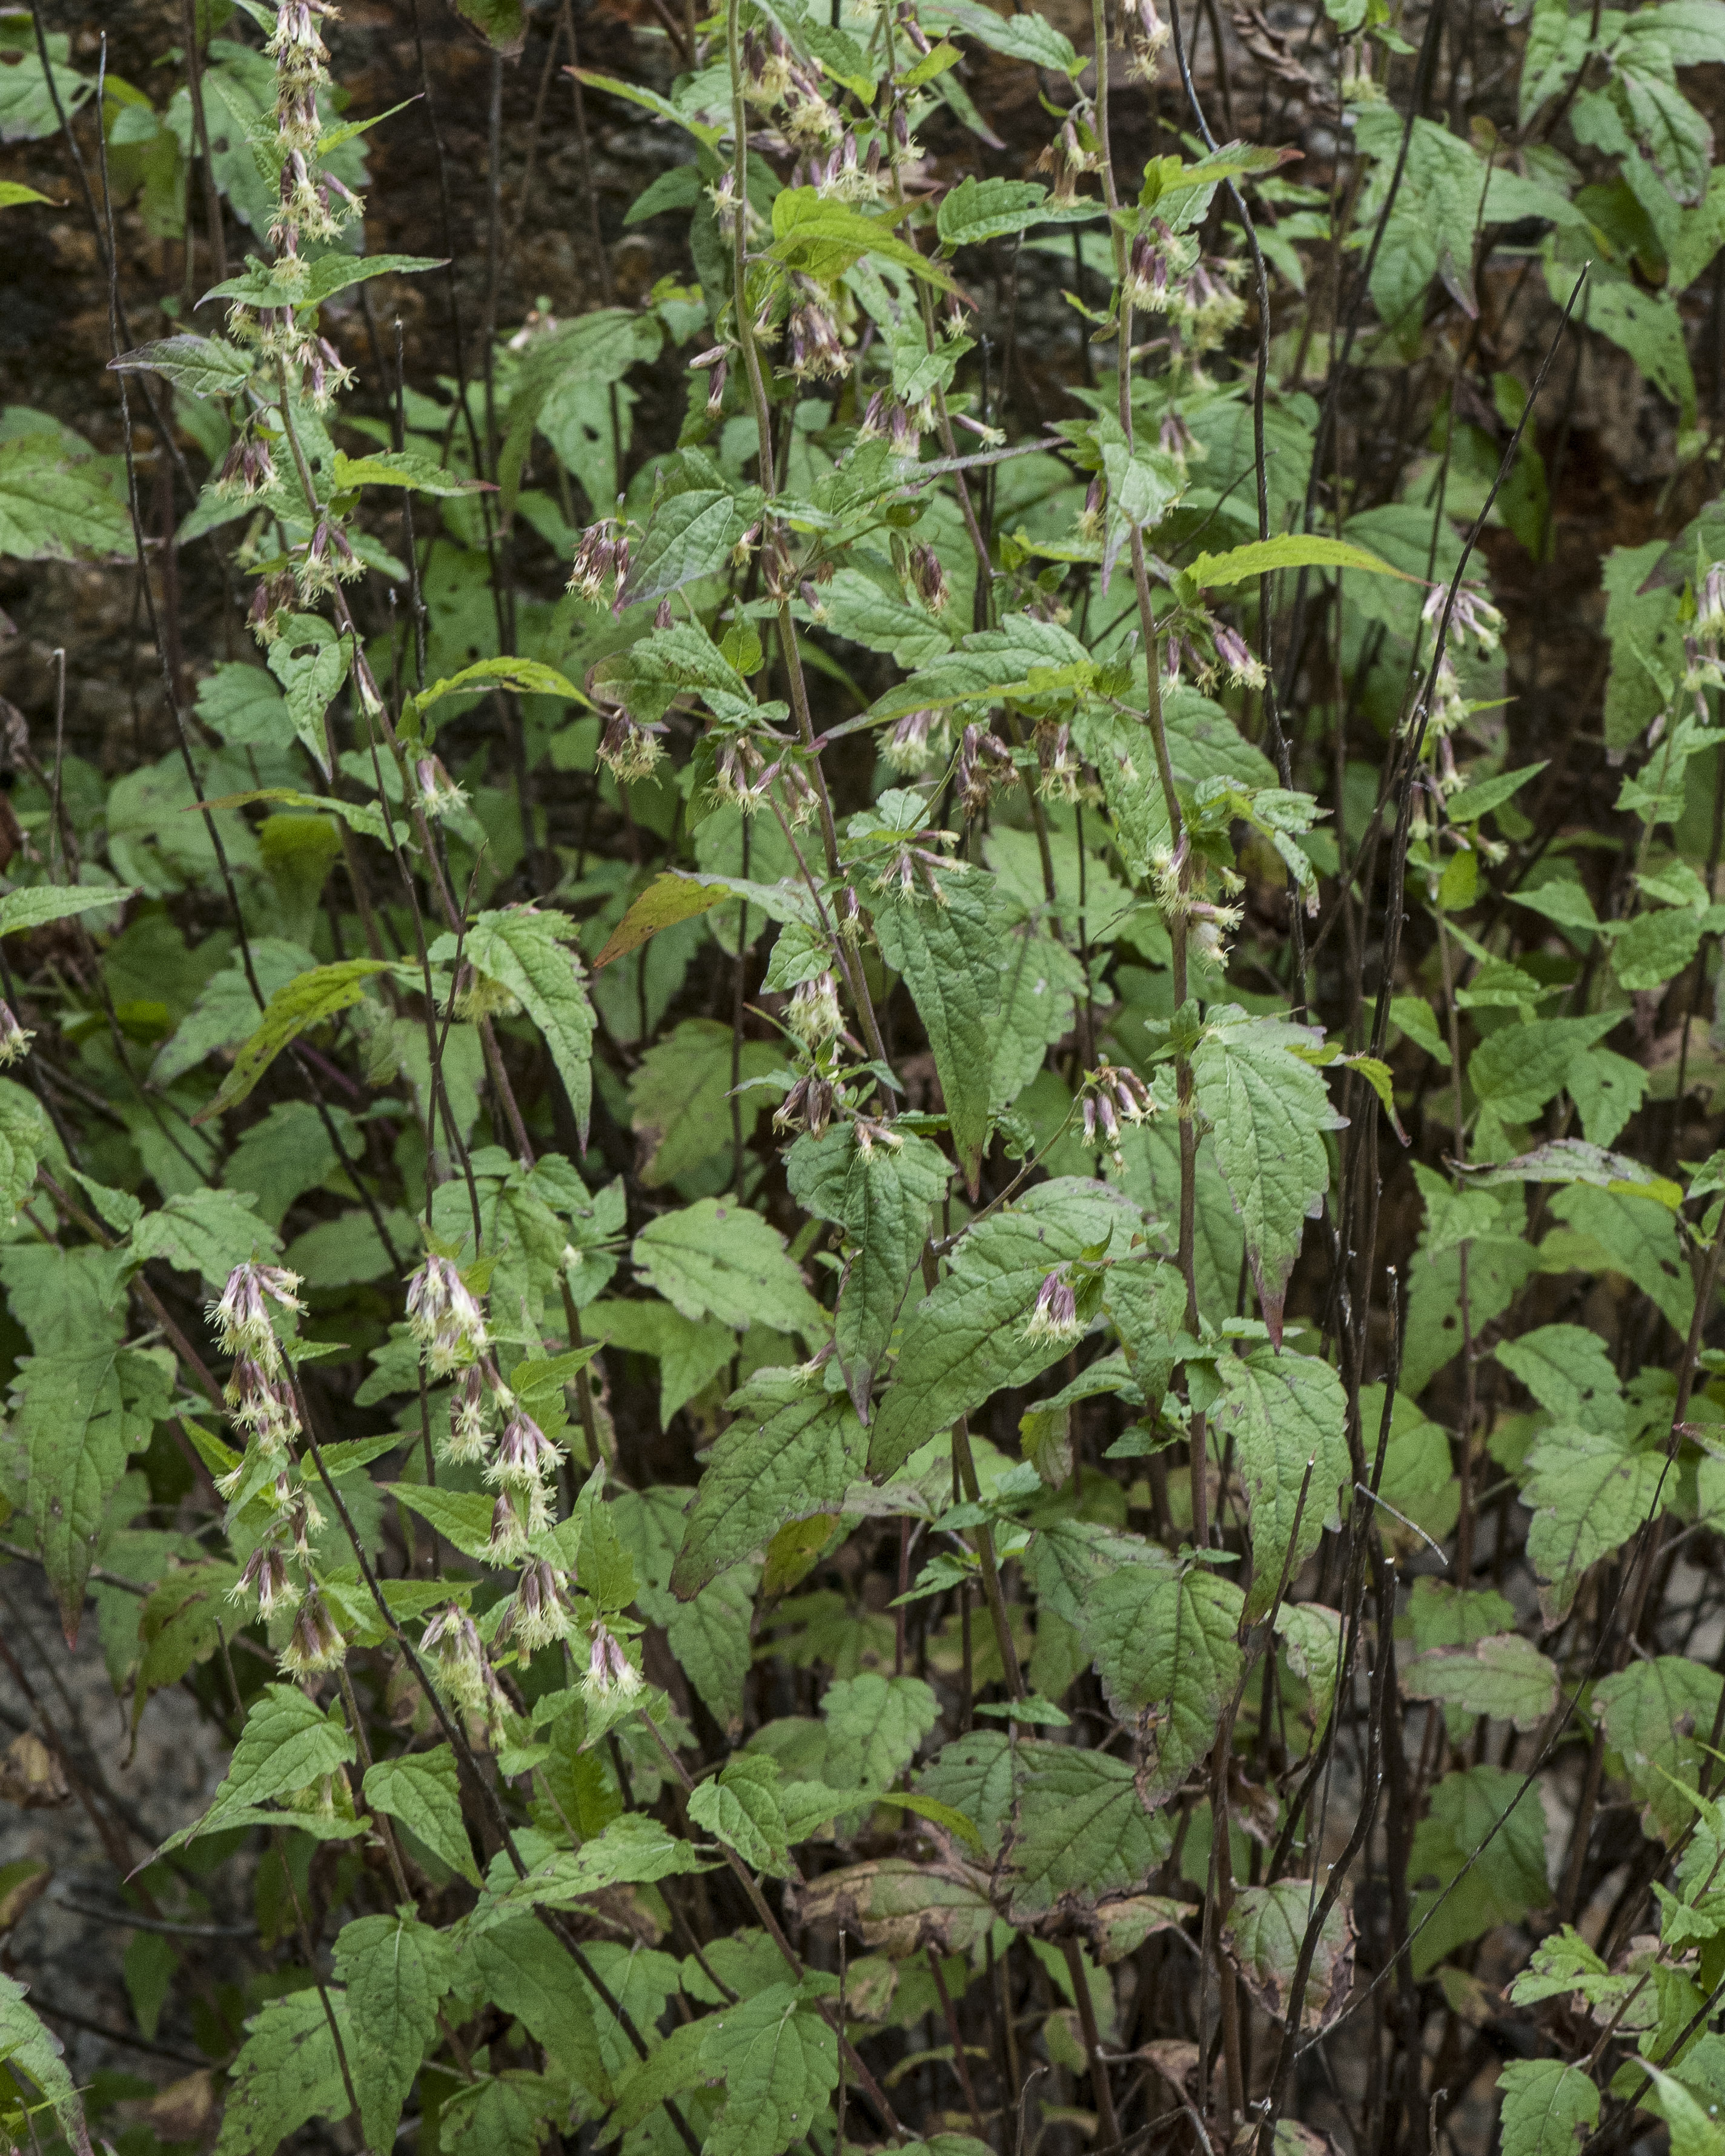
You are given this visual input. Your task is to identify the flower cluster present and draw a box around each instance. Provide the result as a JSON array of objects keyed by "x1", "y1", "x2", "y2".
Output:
[
  {"x1": 1025, "y1": 1268, "x2": 1084, "y2": 1345},
  {"x1": 406, "y1": 1254, "x2": 489, "y2": 1379},
  {"x1": 569, "y1": 517, "x2": 631, "y2": 610},
  {"x1": 1083, "y1": 1063, "x2": 1154, "y2": 1162}
]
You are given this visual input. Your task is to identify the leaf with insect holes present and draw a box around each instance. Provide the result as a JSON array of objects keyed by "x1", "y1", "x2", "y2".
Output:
[
  {"x1": 363, "y1": 1746, "x2": 482, "y2": 1886},
  {"x1": 786, "y1": 1122, "x2": 952, "y2": 1414},
  {"x1": 12, "y1": 1343, "x2": 174, "y2": 1642},
  {"x1": 333, "y1": 1913, "x2": 455, "y2": 2152},
  {"x1": 701, "y1": 1980, "x2": 841, "y2": 2156},
  {"x1": 193, "y1": 959, "x2": 397, "y2": 1122},
  {"x1": 870, "y1": 874, "x2": 1002, "y2": 1193},
  {"x1": 265, "y1": 614, "x2": 353, "y2": 777},
  {"x1": 210, "y1": 1986, "x2": 355, "y2": 2155},
  {"x1": 672, "y1": 1366, "x2": 866, "y2": 1597},
  {"x1": 1078, "y1": 1557, "x2": 1245, "y2": 1806},
  {"x1": 1193, "y1": 1007, "x2": 1345, "y2": 1343},
  {"x1": 1223, "y1": 1881, "x2": 1355, "y2": 2031},
  {"x1": 1208, "y1": 1346, "x2": 1349, "y2": 1619},
  {"x1": 0, "y1": 1974, "x2": 93, "y2": 2156},
  {"x1": 868, "y1": 1178, "x2": 1142, "y2": 1476},
  {"x1": 1497, "y1": 2060, "x2": 1600, "y2": 2156},
  {"x1": 1521, "y1": 1425, "x2": 1669, "y2": 1625}
]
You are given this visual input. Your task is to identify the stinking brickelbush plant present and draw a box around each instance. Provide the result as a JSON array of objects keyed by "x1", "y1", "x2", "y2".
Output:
[{"x1": 0, "y1": 0, "x2": 1724, "y2": 2151}]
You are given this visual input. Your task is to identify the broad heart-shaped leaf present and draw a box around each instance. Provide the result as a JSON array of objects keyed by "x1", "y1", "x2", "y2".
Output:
[
  {"x1": 205, "y1": 1684, "x2": 356, "y2": 1827},
  {"x1": 0, "y1": 1973, "x2": 93, "y2": 2156},
  {"x1": 582, "y1": 1297, "x2": 738, "y2": 1425},
  {"x1": 1499, "y1": 2062, "x2": 1601, "y2": 2156},
  {"x1": 0, "y1": 431, "x2": 133, "y2": 561},
  {"x1": 1467, "y1": 1011, "x2": 1621, "y2": 1128},
  {"x1": 628, "y1": 1017, "x2": 785, "y2": 1187},
  {"x1": 689, "y1": 1753, "x2": 794, "y2": 1874},
  {"x1": 1188, "y1": 535, "x2": 1411, "y2": 588},
  {"x1": 211, "y1": 1985, "x2": 354, "y2": 2156},
  {"x1": 1193, "y1": 1007, "x2": 1345, "y2": 1341},
  {"x1": 1003, "y1": 1745, "x2": 1174, "y2": 1916},
  {"x1": 194, "y1": 958, "x2": 396, "y2": 1121},
  {"x1": 1078, "y1": 1558, "x2": 1245, "y2": 1806},
  {"x1": 121, "y1": 1187, "x2": 277, "y2": 1288},
  {"x1": 1521, "y1": 1424, "x2": 1669, "y2": 1625},
  {"x1": 1592, "y1": 1656, "x2": 1725, "y2": 1844},
  {"x1": 12, "y1": 1343, "x2": 174, "y2": 1642},
  {"x1": 1402, "y1": 1634, "x2": 1560, "y2": 1732},
  {"x1": 868, "y1": 1178, "x2": 1144, "y2": 1476},
  {"x1": 0, "y1": 882, "x2": 136, "y2": 936},
  {"x1": 462, "y1": 907, "x2": 595, "y2": 1140},
  {"x1": 1222, "y1": 1880, "x2": 1354, "y2": 2031},
  {"x1": 1208, "y1": 1346, "x2": 1348, "y2": 1619},
  {"x1": 634, "y1": 1197, "x2": 829, "y2": 1338},
  {"x1": 870, "y1": 873, "x2": 1001, "y2": 1192},
  {"x1": 822, "y1": 1673, "x2": 940, "y2": 1790},
  {"x1": 672, "y1": 1366, "x2": 865, "y2": 1596},
  {"x1": 110, "y1": 332, "x2": 253, "y2": 398},
  {"x1": 786, "y1": 1123, "x2": 952, "y2": 1413},
  {"x1": 333, "y1": 1913, "x2": 455, "y2": 2152},
  {"x1": 1495, "y1": 1323, "x2": 1625, "y2": 1435},
  {"x1": 362, "y1": 1745, "x2": 482, "y2": 1885},
  {"x1": 701, "y1": 1980, "x2": 841, "y2": 2156},
  {"x1": 1411, "y1": 1763, "x2": 1552, "y2": 1980}
]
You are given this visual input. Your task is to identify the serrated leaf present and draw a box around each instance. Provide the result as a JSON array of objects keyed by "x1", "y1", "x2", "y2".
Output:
[
  {"x1": 936, "y1": 175, "x2": 1052, "y2": 246},
  {"x1": 202, "y1": 251, "x2": 446, "y2": 311},
  {"x1": 1497, "y1": 2059, "x2": 1600, "y2": 2156},
  {"x1": 466, "y1": 1919, "x2": 613, "y2": 2101},
  {"x1": 0, "y1": 1078, "x2": 45, "y2": 1219},
  {"x1": 0, "y1": 1974, "x2": 93, "y2": 2156},
  {"x1": 331, "y1": 448, "x2": 491, "y2": 497},
  {"x1": 869, "y1": 1178, "x2": 1142, "y2": 1475},
  {"x1": 463, "y1": 907, "x2": 595, "y2": 1139},
  {"x1": 628, "y1": 1017, "x2": 784, "y2": 1187},
  {"x1": 1469, "y1": 1014, "x2": 1623, "y2": 1132},
  {"x1": 122, "y1": 1187, "x2": 276, "y2": 1288},
  {"x1": 386, "y1": 1484, "x2": 498, "y2": 1563},
  {"x1": 822, "y1": 1673, "x2": 940, "y2": 1790},
  {"x1": 1611, "y1": 905, "x2": 1703, "y2": 991},
  {"x1": 1402, "y1": 1634, "x2": 1560, "y2": 1731},
  {"x1": 474, "y1": 1812, "x2": 707, "y2": 1933},
  {"x1": 1592, "y1": 1656, "x2": 1724, "y2": 1844},
  {"x1": 265, "y1": 613, "x2": 352, "y2": 776},
  {"x1": 1495, "y1": 1324, "x2": 1624, "y2": 1435},
  {"x1": 1004, "y1": 1746, "x2": 1173, "y2": 1914},
  {"x1": 871, "y1": 874, "x2": 1001, "y2": 1191},
  {"x1": 363, "y1": 1745, "x2": 481, "y2": 1885},
  {"x1": 194, "y1": 958, "x2": 394, "y2": 1120},
  {"x1": 769, "y1": 186, "x2": 955, "y2": 291},
  {"x1": 1408, "y1": 1765, "x2": 1549, "y2": 1976},
  {"x1": 1209, "y1": 1346, "x2": 1348, "y2": 1619},
  {"x1": 109, "y1": 334, "x2": 253, "y2": 398},
  {"x1": 1223, "y1": 1881, "x2": 1354, "y2": 2031},
  {"x1": 1193, "y1": 1007, "x2": 1344, "y2": 1341},
  {"x1": 1521, "y1": 1424, "x2": 1668, "y2": 1625},
  {"x1": 786, "y1": 1123, "x2": 951, "y2": 1412},
  {"x1": 925, "y1": 0, "x2": 1083, "y2": 72},
  {"x1": 205, "y1": 1684, "x2": 356, "y2": 1828},
  {"x1": 12, "y1": 1343, "x2": 174, "y2": 1641},
  {"x1": 633, "y1": 1197, "x2": 828, "y2": 1338},
  {"x1": 793, "y1": 1854, "x2": 997, "y2": 1954},
  {"x1": 689, "y1": 1754, "x2": 792, "y2": 1873},
  {"x1": 594, "y1": 873, "x2": 729, "y2": 970},
  {"x1": 212, "y1": 1986, "x2": 354, "y2": 2155},
  {"x1": 701, "y1": 1981, "x2": 841, "y2": 2156},
  {"x1": 621, "y1": 478, "x2": 767, "y2": 607},
  {"x1": 333, "y1": 1913, "x2": 454, "y2": 2152},
  {"x1": 0, "y1": 882, "x2": 135, "y2": 936},
  {"x1": 1079, "y1": 1557, "x2": 1244, "y2": 1805},
  {"x1": 1188, "y1": 535, "x2": 1410, "y2": 587},
  {"x1": 0, "y1": 431, "x2": 133, "y2": 561},
  {"x1": 866, "y1": 613, "x2": 1094, "y2": 725},
  {"x1": 673, "y1": 1367, "x2": 865, "y2": 1595}
]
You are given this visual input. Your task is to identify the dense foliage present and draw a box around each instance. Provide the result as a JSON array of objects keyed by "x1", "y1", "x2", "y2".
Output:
[{"x1": 0, "y1": 0, "x2": 1723, "y2": 2150}]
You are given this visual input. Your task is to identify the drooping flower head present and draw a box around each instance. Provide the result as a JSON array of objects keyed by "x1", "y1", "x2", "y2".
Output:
[{"x1": 405, "y1": 1254, "x2": 489, "y2": 1378}]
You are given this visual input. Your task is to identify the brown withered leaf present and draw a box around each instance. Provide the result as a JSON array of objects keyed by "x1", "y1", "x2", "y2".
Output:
[
  {"x1": 790, "y1": 1856, "x2": 996, "y2": 1958},
  {"x1": 0, "y1": 1857, "x2": 51, "y2": 1929},
  {"x1": 0, "y1": 1730, "x2": 70, "y2": 1809},
  {"x1": 1074, "y1": 1894, "x2": 1190, "y2": 1966},
  {"x1": 1222, "y1": 1881, "x2": 1356, "y2": 2032},
  {"x1": 142, "y1": 2073, "x2": 218, "y2": 2141}
]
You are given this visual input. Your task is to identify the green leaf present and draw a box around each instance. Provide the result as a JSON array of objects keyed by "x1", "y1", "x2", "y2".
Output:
[
  {"x1": 689, "y1": 1753, "x2": 795, "y2": 1873},
  {"x1": 770, "y1": 187, "x2": 955, "y2": 291},
  {"x1": 634, "y1": 1197, "x2": 827, "y2": 1338},
  {"x1": 463, "y1": 907, "x2": 595, "y2": 1139},
  {"x1": 621, "y1": 470, "x2": 767, "y2": 608},
  {"x1": 1468, "y1": 1013, "x2": 1621, "y2": 1128},
  {"x1": 628, "y1": 1017, "x2": 785, "y2": 1187},
  {"x1": 1445, "y1": 761, "x2": 1549, "y2": 825},
  {"x1": 1611, "y1": 905, "x2": 1703, "y2": 991},
  {"x1": 0, "y1": 430, "x2": 133, "y2": 561},
  {"x1": 1079, "y1": 1557, "x2": 1245, "y2": 1805},
  {"x1": 465, "y1": 1919, "x2": 613, "y2": 2101},
  {"x1": 866, "y1": 613, "x2": 1094, "y2": 726},
  {"x1": 387, "y1": 1484, "x2": 498, "y2": 1563},
  {"x1": 109, "y1": 333, "x2": 253, "y2": 399},
  {"x1": 1543, "y1": 1182, "x2": 1694, "y2": 1333},
  {"x1": 582, "y1": 1297, "x2": 739, "y2": 1425},
  {"x1": 265, "y1": 613, "x2": 353, "y2": 776},
  {"x1": 0, "y1": 1973, "x2": 93, "y2": 2156},
  {"x1": 1209, "y1": 1346, "x2": 1349, "y2": 1618},
  {"x1": 412, "y1": 654, "x2": 590, "y2": 725},
  {"x1": 1407, "y1": 1765, "x2": 1550, "y2": 1976},
  {"x1": 608, "y1": 2019, "x2": 717, "y2": 2138},
  {"x1": 822, "y1": 1673, "x2": 941, "y2": 1789},
  {"x1": 212, "y1": 1986, "x2": 354, "y2": 2155},
  {"x1": 0, "y1": 1078, "x2": 46, "y2": 1219},
  {"x1": 672, "y1": 1366, "x2": 864, "y2": 1595},
  {"x1": 203, "y1": 251, "x2": 446, "y2": 312},
  {"x1": 936, "y1": 175, "x2": 1052, "y2": 247},
  {"x1": 331, "y1": 448, "x2": 491, "y2": 497},
  {"x1": 1188, "y1": 535, "x2": 1411, "y2": 588},
  {"x1": 1521, "y1": 1425, "x2": 1669, "y2": 1625},
  {"x1": 1495, "y1": 1324, "x2": 1624, "y2": 1435},
  {"x1": 924, "y1": 0, "x2": 1083, "y2": 73},
  {"x1": 869, "y1": 1178, "x2": 1142, "y2": 1475},
  {"x1": 0, "y1": 882, "x2": 135, "y2": 936},
  {"x1": 1639, "y1": 2060, "x2": 1725, "y2": 2156},
  {"x1": 786, "y1": 1122, "x2": 952, "y2": 1412},
  {"x1": 362, "y1": 1745, "x2": 481, "y2": 1885},
  {"x1": 205, "y1": 1683, "x2": 357, "y2": 1828},
  {"x1": 595, "y1": 873, "x2": 729, "y2": 970},
  {"x1": 871, "y1": 873, "x2": 1002, "y2": 1191},
  {"x1": 1004, "y1": 1745, "x2": 1174, "y2": 1914},
  {"x1": 1498, "y1": 2060, "x2": 1601, "y2": 2156},
  {"x1": 1223, "y1": 1880, "x2": 1353, "y2": 2031},
  {"x1": 333, "y1": 1913, "x2": 454, "y2": 2152},
  {"x1": 1193, "y1": 1007, "x2": 1345, "y2": 1340},
  {"x1": 123, "y1": 1187, "x2": 276, "y2": 1288},
  {"x1": 701, "y1": 1981, "x2": 841, "y2": 2156},
  {"x1": 1402, "y1": 1633, "x2": 1560, "y2": 1731},
  {"x1": 1592, "y1": 1657, "x2": 1724, "y2": 1844},
  {"x1": 194, "y1": 959, "x2": 394, "y2": 1120},
  {"x1": 473, "y1": 1813, "x2": 708, "y2": 1931},
  {"x1": 12, "y1": 1343, "x2": 174, "y2": 1641}
]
